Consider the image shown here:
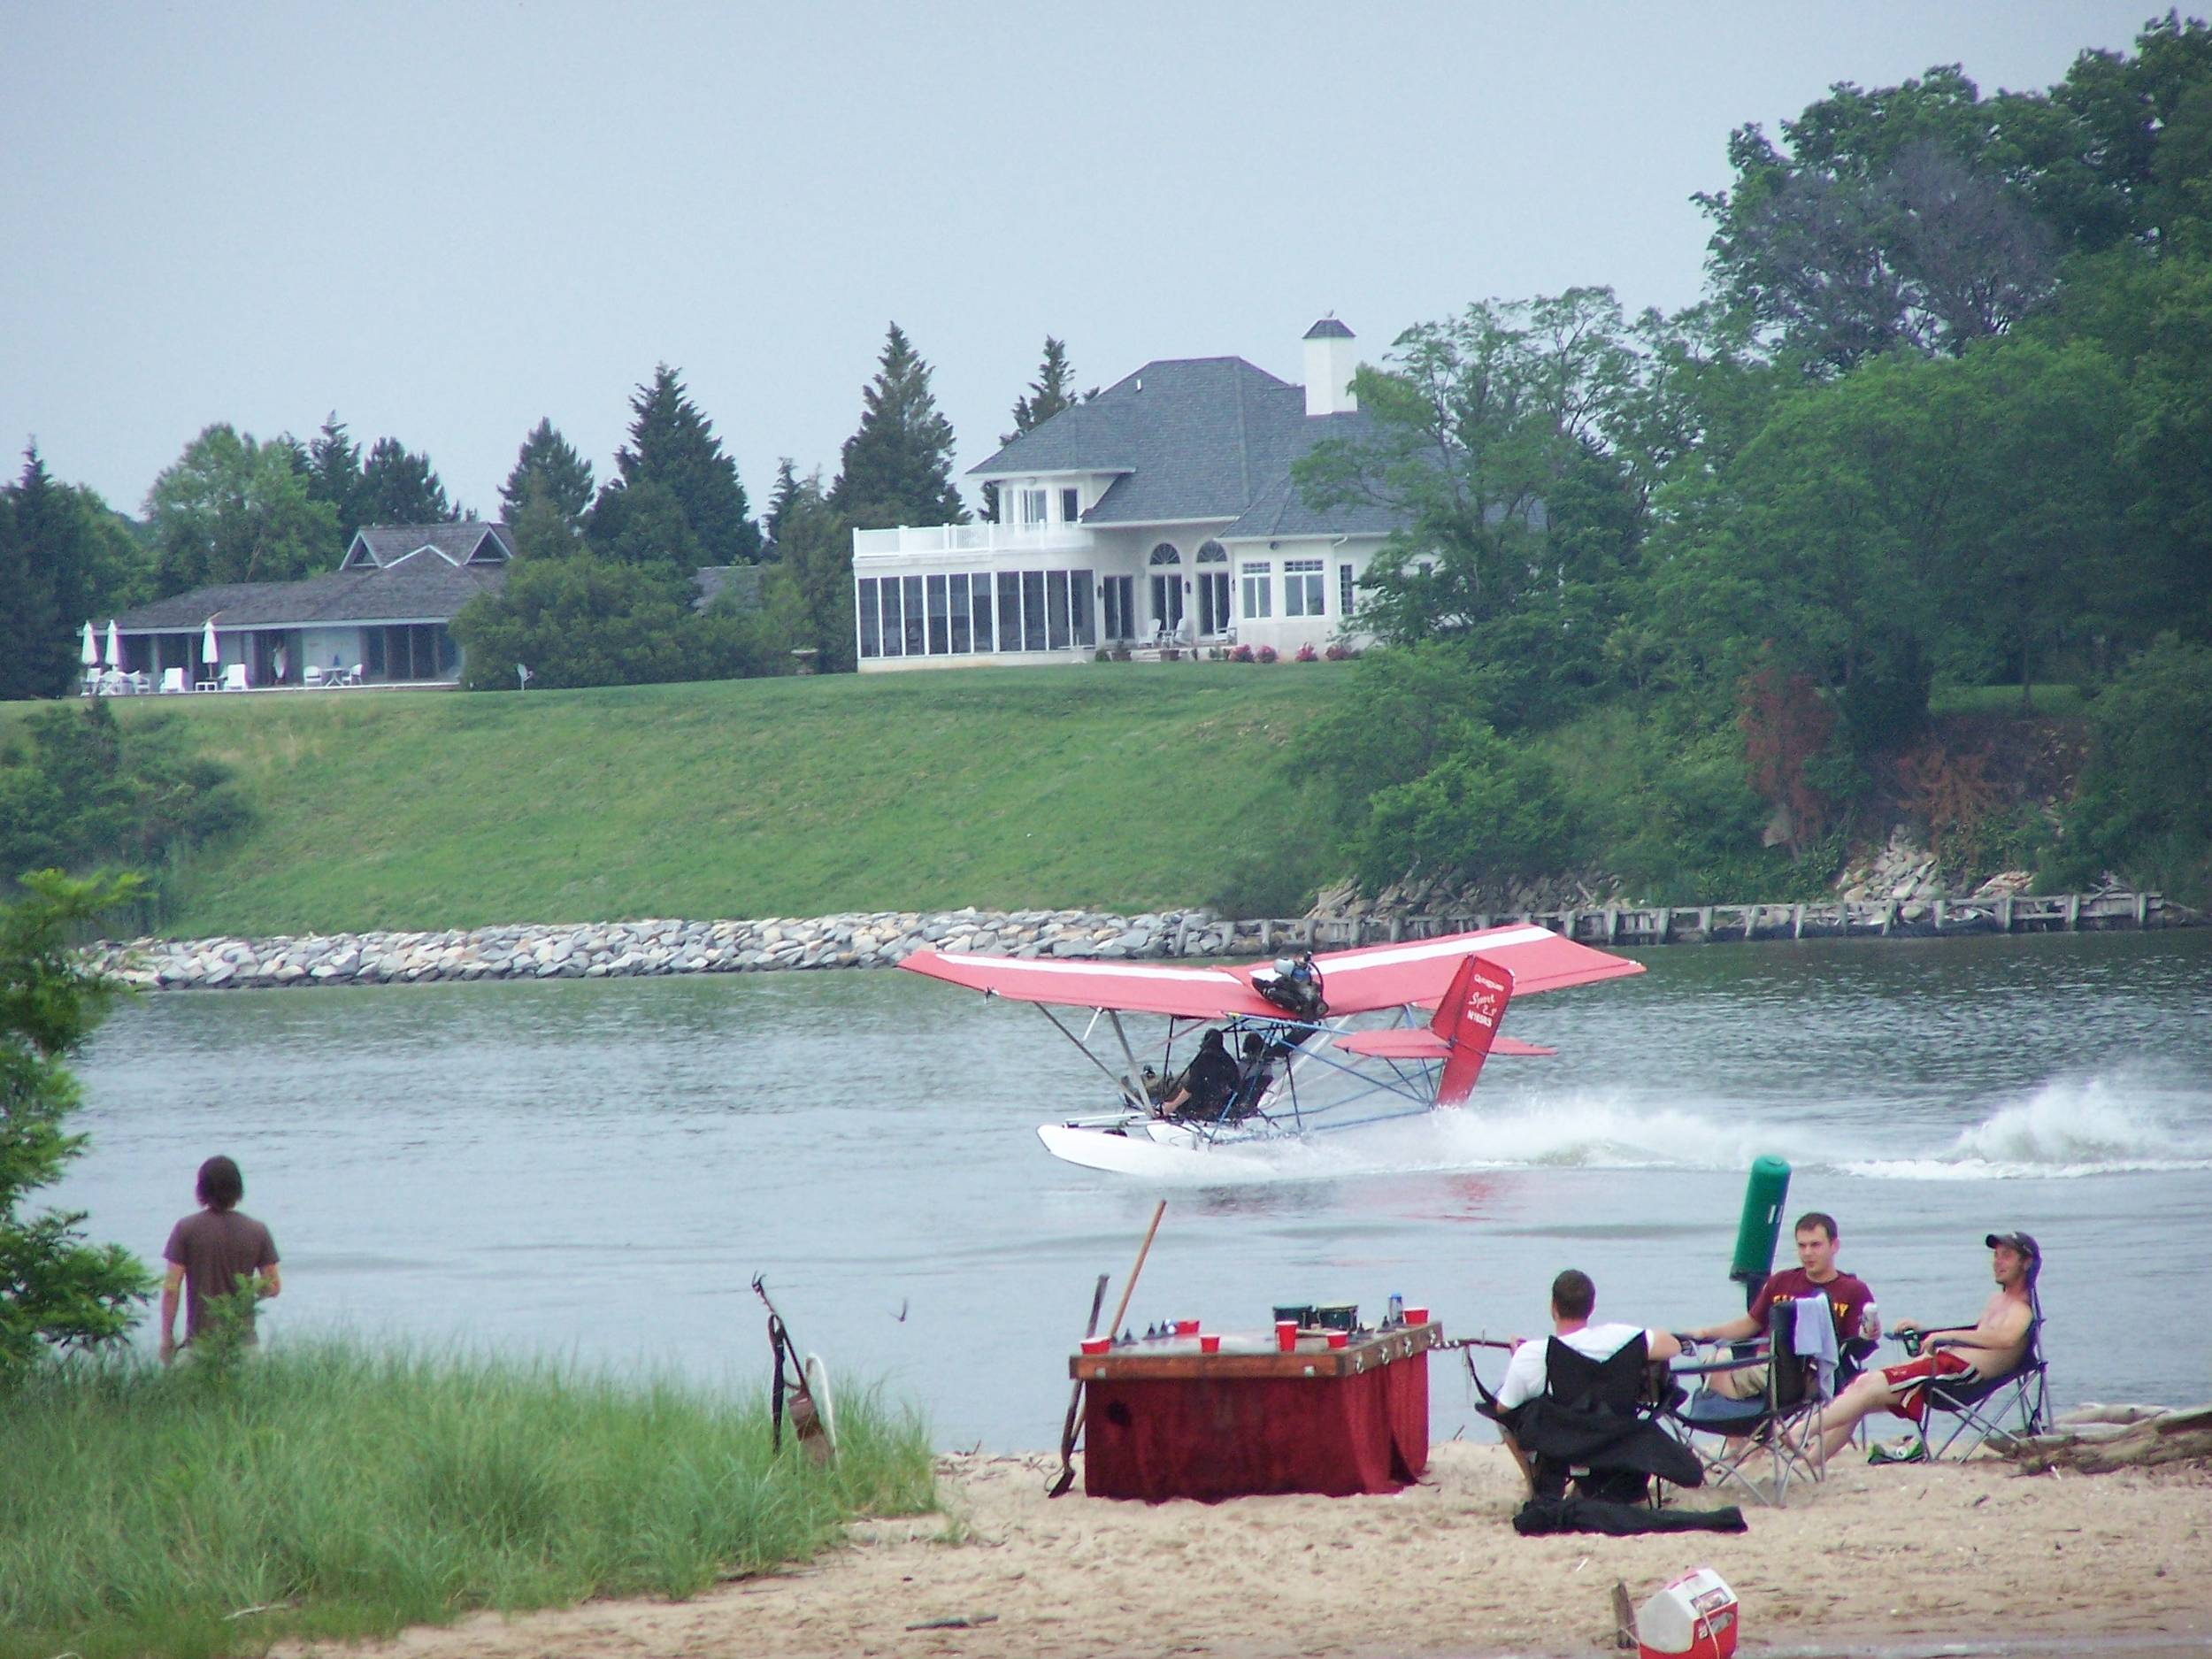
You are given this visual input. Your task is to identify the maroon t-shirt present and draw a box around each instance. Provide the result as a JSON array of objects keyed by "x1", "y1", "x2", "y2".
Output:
[
  {"x1": 1750, "y1": 1267, "x2": 1873, "y2": 1342},
  {"x1": 164, "y1": 1210, "x2": 279, "y2": 1341}
]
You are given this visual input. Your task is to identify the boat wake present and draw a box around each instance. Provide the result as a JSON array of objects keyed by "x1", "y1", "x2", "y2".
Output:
[{"x1": 1103, "y1": 1071, "x2": 2212, "y2": 1185}]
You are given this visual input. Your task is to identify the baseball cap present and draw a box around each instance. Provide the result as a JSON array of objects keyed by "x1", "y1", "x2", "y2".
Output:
[{"x1": 1985, "y1": 1231, "x2": 2040, "y2": 1259}]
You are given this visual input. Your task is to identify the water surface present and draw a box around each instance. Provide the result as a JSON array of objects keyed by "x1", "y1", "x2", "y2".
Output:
[{"x1": 58, "y1": 929, "x2": 2212, "y2": 1449}]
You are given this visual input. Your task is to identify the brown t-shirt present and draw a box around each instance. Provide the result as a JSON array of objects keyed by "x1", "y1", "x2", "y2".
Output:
[
  {"x1": 164, "y1": 1209, "x2": 279, "y2": 1341},
  {"x1": 1750, "y1": 1267, "x2": 1873, "y2": 1342}
]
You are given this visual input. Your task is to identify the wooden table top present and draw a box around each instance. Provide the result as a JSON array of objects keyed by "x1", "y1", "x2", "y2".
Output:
[{"x1": 1069, "y1": 1321, "x2": 1440, "y2": 1382}]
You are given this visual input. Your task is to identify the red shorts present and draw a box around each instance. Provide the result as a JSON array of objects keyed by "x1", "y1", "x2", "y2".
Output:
[{"x1": 1879, "y1": 1349, "x2": 1974, "y2": 1423}]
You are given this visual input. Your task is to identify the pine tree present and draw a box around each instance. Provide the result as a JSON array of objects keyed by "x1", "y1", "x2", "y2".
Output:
[
  {"x1": 610, "y1": 365, "x2": 760, "y2": 564},
  {"x1": 3, "y1": 450, "x2": 70, "y2": 699},
  {"x1": 983, "y1": 335, "x2": 1080, "y2": 522},
  {"x1": 359, "y1": 437, "x2": 454, "y2": 526},
  {"x1": 830, "y1": 324, "x2": 967, "y2": 529},
  {"x1": 500, "y1": 418, "x2": 595, "y2": 525},
  {"x1": 764, "y1": 470, "x2": 856, "y2": 671},
  {"x1": 762, "y1": 457, "x2": 800, "y2": 556},
  {"x1": 306, "y1": 414, "x2": 367, "y2": 542}
]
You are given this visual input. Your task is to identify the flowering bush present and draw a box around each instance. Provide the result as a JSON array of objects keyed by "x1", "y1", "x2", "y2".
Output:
[
  {"x1": 1256, "y1": 645, "x2": 1279, "y2": 664},
  {"x1": 1324, "y1": 642, "x2": 1358, "y2": 661},
  {"x1": 1229, "y1": 643, "x2": 1256, "y2": 663},
  {"x1": 1294, "y1": 643, "x2": 1319, "y2": 663}
]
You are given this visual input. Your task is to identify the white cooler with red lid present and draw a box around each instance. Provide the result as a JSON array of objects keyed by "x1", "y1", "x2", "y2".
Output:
[{"x1": 1636, "y1": 1567, "x2": 1739, "y2": 1659}]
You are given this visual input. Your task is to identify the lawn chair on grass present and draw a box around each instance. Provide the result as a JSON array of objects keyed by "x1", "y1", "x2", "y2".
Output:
[
  {"x1": 1902, "y1": 1288, "x2": 2049, "y2": 1462},
  {"x1": 1668, "y1": 1302, "x2": 1832, "y2": 1508}
]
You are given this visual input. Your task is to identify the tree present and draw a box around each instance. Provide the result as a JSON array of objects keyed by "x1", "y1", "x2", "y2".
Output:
[
  {"x1": 585, "y1": 478, "x2": 705, "y2": 573},
  {"x1": 982, "y1": 335, "x2": 1082, "y2": 522},
  {"x1": 605, "y1": 365, "x2": 760, "y2": 564},
  {"x1": 761, "y1": 457, "x2": 801, "y2": 555},
  {"x1": 358, "y1": 436, "x2": 455, "y2": 526},
  {"x1": 449, "y1": 555, "x2": 700, "y2": 691},
  {"x1": 755, "y1": 470, "x2": 855, "y2": 672},
  {"x1": 0, "y1": 449, "x2": 150, "y2": 701},
  {"x1": 0, "y1": 871, "x2": 153, "y2": 1379},
  {"x1": 500, "y1": 418, "x2": 595, "y2": 526},
  {"x1": 830, "y1": 323, "x2": 966, "y2": 529},
  {"x1": 305, "y1": 414, "x2": 367, "y2": 543},
  {"x1": 144, "y1": 425, "x2": 341, "y2": 595}
]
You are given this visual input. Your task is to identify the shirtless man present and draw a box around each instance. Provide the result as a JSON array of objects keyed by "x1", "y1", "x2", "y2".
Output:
[{"x1": 1805, "y1": 1232, "x2": 2038, "y2": 1462}]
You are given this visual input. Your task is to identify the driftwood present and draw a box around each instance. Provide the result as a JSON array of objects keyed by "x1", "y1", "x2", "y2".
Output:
[{"x1": 1995, "y1": 1403, "x2": 2212, "y2": 1474}]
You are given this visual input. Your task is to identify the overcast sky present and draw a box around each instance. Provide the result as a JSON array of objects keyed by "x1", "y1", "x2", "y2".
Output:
[{"x1": 0, "y1": 1, "x2": 2168, "y2": 524}]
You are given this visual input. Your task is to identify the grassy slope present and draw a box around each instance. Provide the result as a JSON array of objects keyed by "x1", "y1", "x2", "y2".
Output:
[{"x1": 25, "y1": 664, "x2": 1346, "y2": 936}]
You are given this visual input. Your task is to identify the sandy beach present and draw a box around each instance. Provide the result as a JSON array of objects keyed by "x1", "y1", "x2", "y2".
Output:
[{"x1": 295, "y1": 1443, "x2": 2211, "y2": 1659}]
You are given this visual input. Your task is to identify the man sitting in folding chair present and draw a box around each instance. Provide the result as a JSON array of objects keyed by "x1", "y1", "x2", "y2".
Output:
[
  {"x1": 1686, "y1": 1210, "x2": 1877, "y2": 1400},
  {"x1": 1487, "y1": 1270, "x2": 1692, "y2": 1502},
  {"x1": 1805, "y1": 1231, "x2": 2040, "y2": 1464}
]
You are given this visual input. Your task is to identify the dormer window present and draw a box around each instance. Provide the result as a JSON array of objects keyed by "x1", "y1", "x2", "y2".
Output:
[
  {"x1": 1059, "y1": 487, "x2": 1080, "y2": 522},
  {"x1": 1018, "y1": 488, "x2": 1048, "y2": 526}
]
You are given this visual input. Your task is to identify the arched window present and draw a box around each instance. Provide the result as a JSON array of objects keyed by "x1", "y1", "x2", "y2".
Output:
[
  {"x1": 1195, "y1": 541, "x2": 1230, "y2": 636},
  {"x1": 1148, "y1": 543, "x2": 1183, "y2": 633}
]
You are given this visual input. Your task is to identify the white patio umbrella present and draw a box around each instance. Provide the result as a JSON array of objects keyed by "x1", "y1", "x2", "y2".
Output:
[
  {"x1": 202, "y1": 618, "x2": 219, "y2": 666},
  {"x1": 81, "y1": 620, "x2": 99, "y2": 667},
  {"x1": 106, "y1": 618, "x2": 122, "y2": 672}
]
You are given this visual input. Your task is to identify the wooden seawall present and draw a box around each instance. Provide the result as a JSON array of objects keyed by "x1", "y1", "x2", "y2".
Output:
[{"x1": 1223, "y1": 890, "x2": 2191, "y2": 953}]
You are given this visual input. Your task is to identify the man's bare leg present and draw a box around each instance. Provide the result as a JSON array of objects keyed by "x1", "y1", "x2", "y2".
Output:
[{"x1": 1807, "y1": 1371, "x2": 1902, "y2": 1461}]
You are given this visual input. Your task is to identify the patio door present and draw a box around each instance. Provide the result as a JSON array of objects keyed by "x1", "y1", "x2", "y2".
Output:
[{"x1": 1102, "y1": 575, "x2": 1133, "y2": 641}]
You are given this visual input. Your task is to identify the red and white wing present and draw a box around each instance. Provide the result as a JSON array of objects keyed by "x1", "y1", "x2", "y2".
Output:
[
  {"x1": 900, "y1": 924, "x2": 1639, "y2": 1022},
  {"x1": 896, "y1": 949, "x2": 1283, "y2": 1020},
  {"x1": 1297, "y1": 924, "x2": 1640, "y2": 1015}
]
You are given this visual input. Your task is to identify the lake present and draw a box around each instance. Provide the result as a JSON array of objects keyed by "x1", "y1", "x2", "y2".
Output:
[{"x1": 56, "y1": 927, "x2": 2212, "y2": 1450}]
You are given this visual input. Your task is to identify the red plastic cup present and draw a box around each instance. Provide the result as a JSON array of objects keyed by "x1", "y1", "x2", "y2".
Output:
[
  {"x1": 1199, "y1": 1333, "x2": 1221, "y2": 1354},
  {"x1": 1080, "y1": 1336, "x2": 1110, "y2": 1356},
  {"x1": 1174, "y1": 1318, "x2": 1201, "y2": 1336},
  {"x1": 1404, "y1": 1306, "x2": 1430, "y2": 1326},
  {"x1": 1275, "y1": 1319, "x2": 1297, "y2": 1352},
  {"x1": 1326, "y1": 1331, "x2": 1349, "y2": 1350}
]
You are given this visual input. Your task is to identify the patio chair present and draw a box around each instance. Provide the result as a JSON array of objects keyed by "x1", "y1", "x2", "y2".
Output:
[
  {"x1": 1901, "y1": 1289, "x2": 2049, "y2": 1462},
  {"x1": 1667, "y1": 1302, "x2": 1831, "y2": 1507},
  {"x1": 303, "y1": 664, "x2": 325, "y2": 687},
  {"x1": 159, "y1": 667, "x2": 187, "y2": 694},
  {"x1": 221, "y1": 663, "x2": 250, "y2": 691},
  {"x1": 346, "y1": 663, "x2": 365, "y2": 686}
]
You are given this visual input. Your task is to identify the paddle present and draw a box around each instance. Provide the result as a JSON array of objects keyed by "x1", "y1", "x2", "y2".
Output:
[{"x1": 1048, "y1": 1199, "x2": 1166, "y2": 1497}]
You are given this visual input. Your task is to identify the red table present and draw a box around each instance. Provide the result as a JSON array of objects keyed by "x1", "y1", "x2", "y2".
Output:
[{"x1": 1071, "y1": 1324, "x2": 1437, "y2": 1502}]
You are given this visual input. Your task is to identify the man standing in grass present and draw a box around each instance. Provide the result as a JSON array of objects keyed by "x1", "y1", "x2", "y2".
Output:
[{"x1": 158, "y1": 1155, "x2": 280, "y2": 1363}]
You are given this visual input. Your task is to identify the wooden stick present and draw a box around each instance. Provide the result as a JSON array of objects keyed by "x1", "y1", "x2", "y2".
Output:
[{"x1": 1048, "y1": 1201, "x2": 1167, "y2": 1498}]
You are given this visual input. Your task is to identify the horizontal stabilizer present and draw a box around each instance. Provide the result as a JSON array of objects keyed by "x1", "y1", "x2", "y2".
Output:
[{"x1": 1332, "y1": 1028, "x2": 1555, "y2": 1060}]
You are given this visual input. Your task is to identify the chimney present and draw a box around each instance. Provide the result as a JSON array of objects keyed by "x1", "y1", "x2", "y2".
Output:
[{"x1": 1302, "y1": 317, "x2": 1358, "y2": 418}]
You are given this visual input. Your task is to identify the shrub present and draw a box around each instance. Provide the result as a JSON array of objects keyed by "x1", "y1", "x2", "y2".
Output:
[
  {"x1": 1294, "y1": 643, "x2": 1319, "y2": 663},
  {"x1": 1256, "y1": 645, "x2": 1279, "y2": 664},
  {"x1": 1324, "y1": 642, "x2": 1356, "y2": 662},
  {"x1": 1230, "y1": 644, "x2": 1256, "y2": 664}
]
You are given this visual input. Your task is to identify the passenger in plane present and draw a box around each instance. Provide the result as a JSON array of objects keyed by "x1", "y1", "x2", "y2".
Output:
[{"x1": 1153, "y1": 1029, "x2": 1239, "y2": 1121}]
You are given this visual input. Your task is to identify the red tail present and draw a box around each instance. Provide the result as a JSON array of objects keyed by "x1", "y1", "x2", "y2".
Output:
[{"x1": 1432, "y1": 954, "x2": 1515, "y2": 1107}]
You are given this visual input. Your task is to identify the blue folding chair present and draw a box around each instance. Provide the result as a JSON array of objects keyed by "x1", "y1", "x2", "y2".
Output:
[{"x1": 1667, "y1": 1303, "x2": 1832, "y2": 1508}]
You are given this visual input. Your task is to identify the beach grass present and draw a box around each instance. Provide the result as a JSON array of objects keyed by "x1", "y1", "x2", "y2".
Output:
[
  {"x1": 4, "y1": 662, "x2": 1346, "y2": 936},
  {"x1": 0, "y1": 1340, "x2": 937, "y2": 1659}
]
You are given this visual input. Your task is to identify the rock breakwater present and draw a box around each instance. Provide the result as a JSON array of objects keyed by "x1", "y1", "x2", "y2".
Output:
[{"x1": 95, "y1": 909, "x2": 1256, "y2": 992}]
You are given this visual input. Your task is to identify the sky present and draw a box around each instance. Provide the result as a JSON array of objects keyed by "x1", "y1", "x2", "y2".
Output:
[{"x1": 0, "y1": 1, "x2": 2172, "y2": 525}]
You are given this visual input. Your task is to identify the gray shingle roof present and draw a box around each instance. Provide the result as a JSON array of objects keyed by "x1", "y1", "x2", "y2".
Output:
[
  {"x1": 967, "y1": 356, "x2": 1408, "y2": 536},
  {"x1": 109, "y1": 562, "x2": 506, "y2": 630},
  {"x1": 346, "y1": 521, "x2": 514, "y2": 568},
  {"x1": 1303, "y1": 317, "x2": 1355, "y2": 339}
]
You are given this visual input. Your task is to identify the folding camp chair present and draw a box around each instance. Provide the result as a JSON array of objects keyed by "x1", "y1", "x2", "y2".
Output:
[
  {"x1": 1906, "y1": 1288, "x2": 2049, "y2": 1461},
  {"x1": 1472, "y1": 1334, "x2": 1697, "y2": 1507},
  {"x1": 1668, "y1": 1302, "x2": 1831, "y2": 1507}
]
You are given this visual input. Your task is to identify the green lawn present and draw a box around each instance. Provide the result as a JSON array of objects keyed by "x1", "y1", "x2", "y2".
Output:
[{"x1": 20, "y1": 663, "x2": 1348, "y2": 936}]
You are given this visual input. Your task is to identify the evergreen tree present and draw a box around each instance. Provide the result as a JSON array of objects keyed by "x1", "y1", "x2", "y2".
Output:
[
  {"x1": 359, "y1": 436, "x2": 454, "y2": 526},
  {"x1": 609, "y1": 365, "x2": 760, "y2": 564},
  {"x1": 830, "y1": 323, "x2": 967, "y2": 529},
  {"x1": 2, "y1": 451, "x2": 68, "y2": 700},
  {"x1": 761, "y1": 470, "x2": 856, "y2": 672},
  {"x1": 305, "y1": 414, "x2": 367, "y2": 543},
  {"x1": 500, "y1": 418, "x2": 595, "y2": 525},
  {"x1": 762, "y1": 457, "x2": 801, "y2": 555},
  {"x1": 981, "y1": 336, "x2": 1081, "y2": 522}
]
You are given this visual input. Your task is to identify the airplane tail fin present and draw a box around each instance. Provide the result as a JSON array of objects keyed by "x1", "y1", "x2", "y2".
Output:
[{"x1": 1431, "y1": 954, "x2": 1516, "y2": 1107}]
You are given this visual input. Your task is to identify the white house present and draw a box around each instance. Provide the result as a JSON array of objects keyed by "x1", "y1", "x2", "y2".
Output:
[{"x1": 851, "y1": 319, "x2": 1406, "y2": 669}]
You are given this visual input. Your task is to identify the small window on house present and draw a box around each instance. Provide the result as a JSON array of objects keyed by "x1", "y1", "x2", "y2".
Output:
[
  {"x1": 1284, "y1": 558, "x2": 1325, "y2": 618},
  {"x1": 1060, "y1": 487, "x2": 1080, "y2": 523},
  {"x1": 1240, "y1": 561, "x2": 1272, "y2": 620},
  {"x1": 1020, "y1": 488, "x2": 1048, "y2": 525},
  {"x1": 1338, "y1": 562, "x2": 1356, "y2": 617}
]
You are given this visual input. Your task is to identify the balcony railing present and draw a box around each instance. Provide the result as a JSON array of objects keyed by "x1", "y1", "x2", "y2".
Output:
[{"x1": 852, "y1": 522, "x2": 1094, "y2": 560}]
